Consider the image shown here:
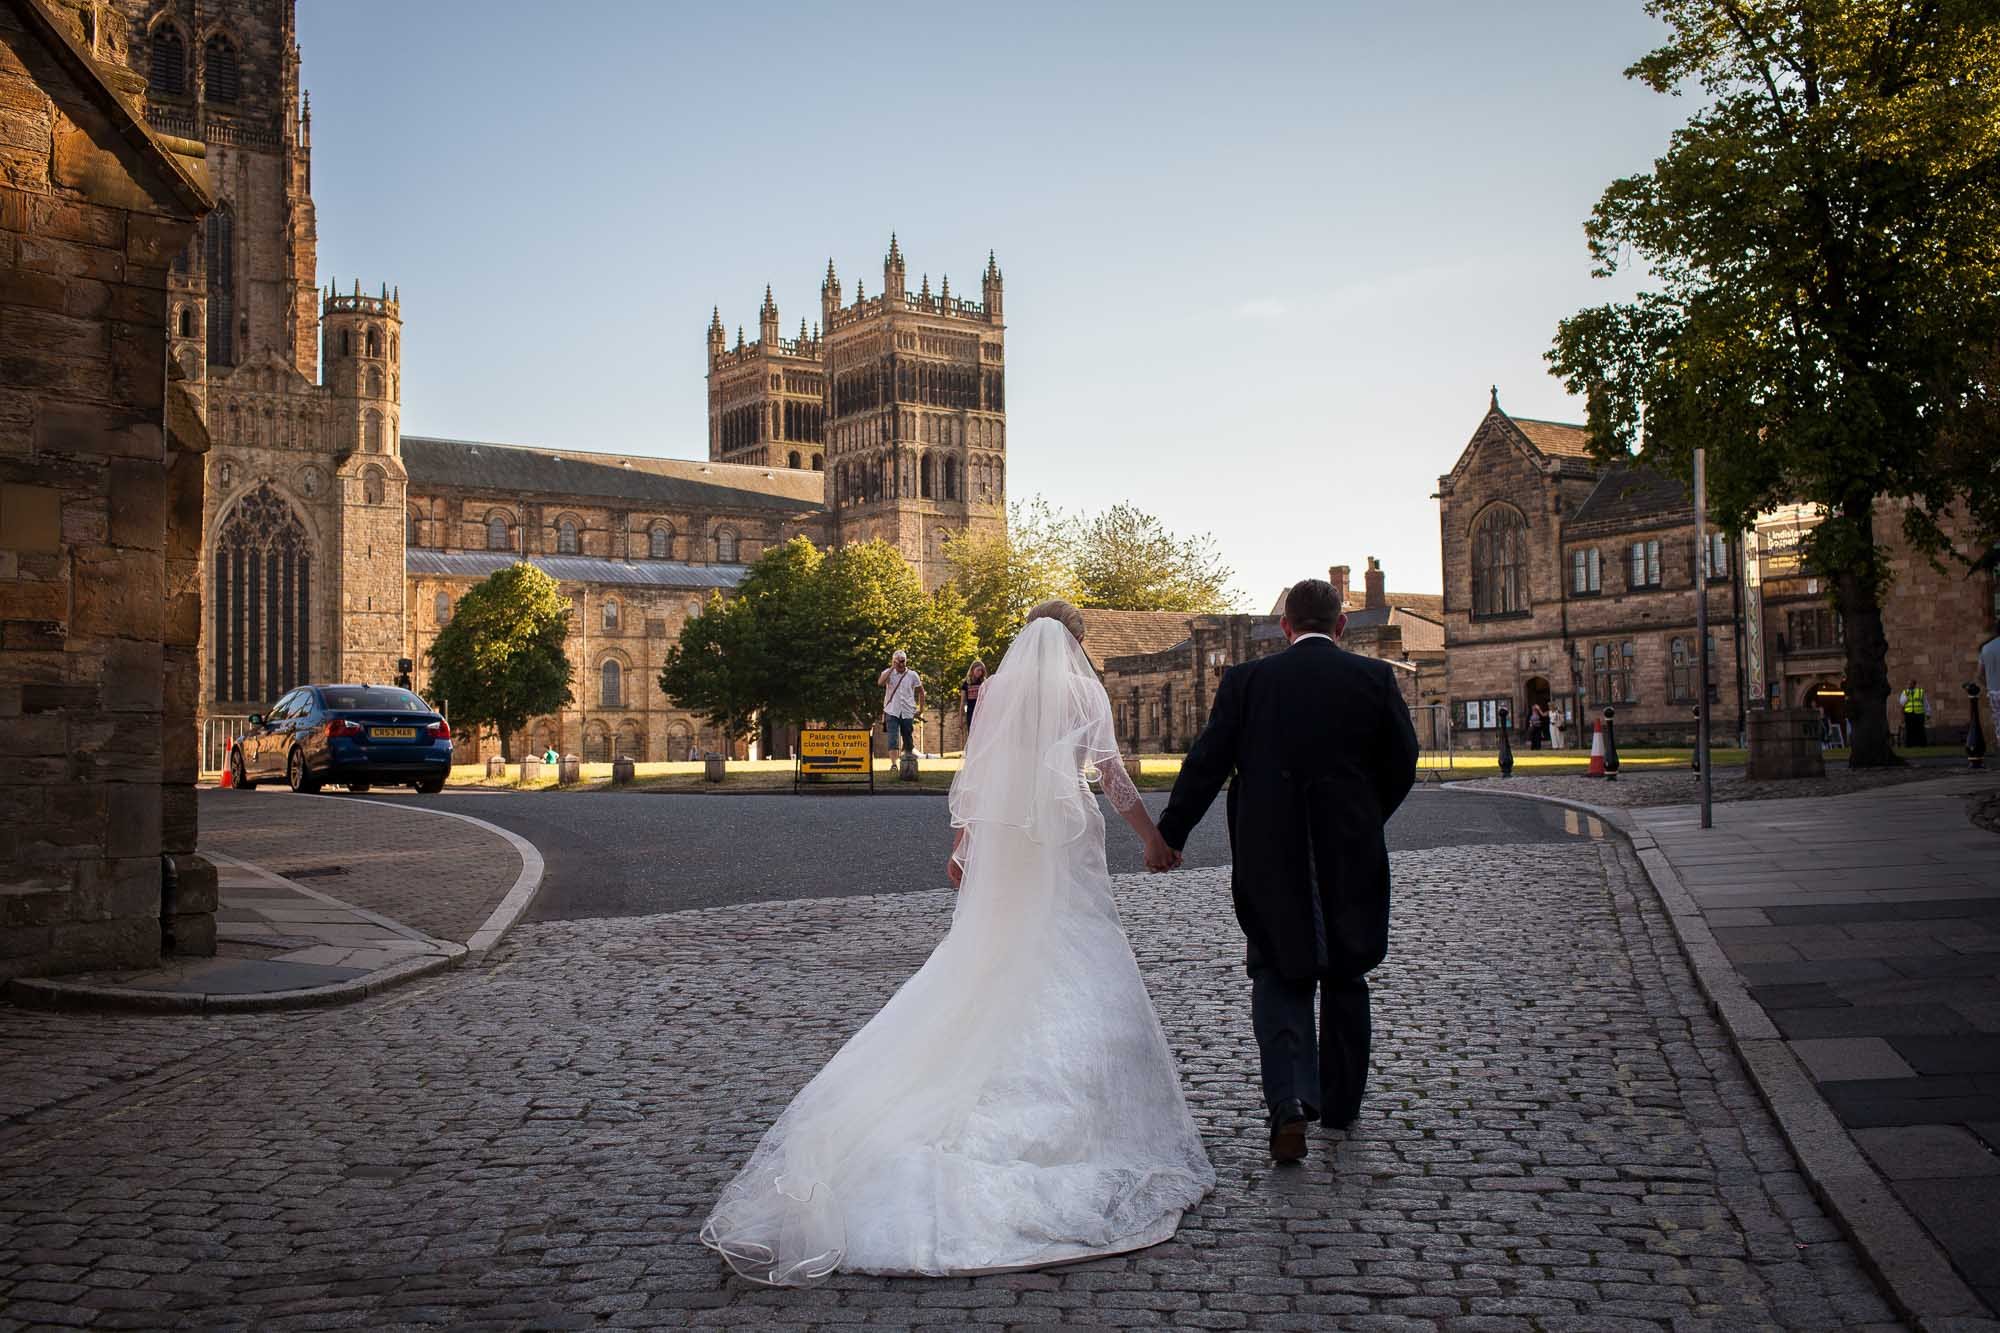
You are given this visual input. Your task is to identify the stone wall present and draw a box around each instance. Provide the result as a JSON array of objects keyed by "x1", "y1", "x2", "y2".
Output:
[{"x1": 0, "y1": 0, "x2": 215, "y2": 980}]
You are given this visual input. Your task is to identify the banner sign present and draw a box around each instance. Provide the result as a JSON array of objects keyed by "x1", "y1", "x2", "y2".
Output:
[{"x1": 796, "y1": 728, "x2": 874, "y2": 792}]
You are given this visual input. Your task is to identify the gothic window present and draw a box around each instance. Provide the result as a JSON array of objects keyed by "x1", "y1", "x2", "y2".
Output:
[
  {"x1": 177, "y1": 307, "x2": 192, "y2": 338},
  {"x1": 407, "y1": 507, "x2": 423, "y2": 546},
  {"x1": 557, "y1": 519, "x2": 579, "y2": 554},
  {"x1": 150, "y1": 27, "x2": 186, "y2": 95},
  {"x1": 920, "y1": 452, "x2": 934, "y2": 499},
  {"x1": 364, "y1": 410, "x2": 383, "y2": 453},
  {"x1": 1469, "y1": 505, "x2": 1529, "y2": 617},
  {"x1": 366, "y1": 328, "x2": 380, "y2": 356},
  {"x1": 203, "y1": 34, "x2": 240, "y2": 105},
  {"x1": 367, "y1": 367, "x2": 383, "y2": 398},
  {"x1": 486, "y1": 513, "x2": 511, "y2": 550},
  {"x1": 584, "y1": 722, "x2": 611, "y2": 763},
  {"x1": 435, "y1": 591, "x2": 451, "y2": 624},
  {"x1": 390, "y1": 334, "x2": 399, "y2": 362},
  {"x1": 789, "y1": 451, "x2": 801, "y2": 469},
  {"x1": 944, "y1": 456, "x2": 960, "y2": 501},
  {"x1": 339, "y1": 329, "x2": 350, "y2": 357},
  {"x1": 686, "y1": 599, "x2": 702, "y2": 618},
  {"x1": 713, "y1": 528, "x2": 739, "y2": 563},
  {"x1": 361, "y1": 466, "x2": 385, "y2": 505},
  {"x1": 603, "y1": 599, "x2": 619, "y2": 631},
  {"x1": 600, "y1": 659, "x2": 622, "y2": 708},
  {"x1": 649, "y1": 524, "x2": 672, "y2": 559},
  {"x1": 212, "y1": 485, "x2": 310, "y2": 704},
  {"x1": 203, "y1": 205, "x2": 234, "y2": 364},
  {"x1": 616, "y1": 720, "x2": 645, "y2": 762},
  {"x1": 811, "y1": 453, "x2": 823, "y2": 471}
]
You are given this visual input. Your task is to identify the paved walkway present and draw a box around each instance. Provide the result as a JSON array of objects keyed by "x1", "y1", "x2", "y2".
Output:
[
  {"x1": 1625, "y1": 771, "x2": 2000, "y2": 1323},
  {"x1": 0, "y1": 843, "x2": 1904, "y2": 1329}
]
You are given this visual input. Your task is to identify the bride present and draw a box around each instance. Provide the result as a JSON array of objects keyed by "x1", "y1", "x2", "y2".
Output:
[{"x1": 701, "y1": 600, "x2": 1215, "y2": 1284}]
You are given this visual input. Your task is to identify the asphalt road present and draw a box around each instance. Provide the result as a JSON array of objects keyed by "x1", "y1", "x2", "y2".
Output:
[{"x1": 355, "y1": 785, "x2": 1590, "y2": 924}]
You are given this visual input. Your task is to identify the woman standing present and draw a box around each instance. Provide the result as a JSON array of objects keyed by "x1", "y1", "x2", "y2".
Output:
[{"x1": 961, "y1": 659, "x2": 987, "y2": 735}]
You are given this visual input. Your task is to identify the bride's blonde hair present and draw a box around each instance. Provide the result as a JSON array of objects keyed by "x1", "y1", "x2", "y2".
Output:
[{"x1": 1024, "y1": 599, "x2": 1085, "y2": 643}]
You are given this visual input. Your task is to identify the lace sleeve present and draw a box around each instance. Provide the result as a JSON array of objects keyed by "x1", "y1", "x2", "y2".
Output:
[{"x1": 1096, "y1": 756, "x2": 1143, "y2": 812}]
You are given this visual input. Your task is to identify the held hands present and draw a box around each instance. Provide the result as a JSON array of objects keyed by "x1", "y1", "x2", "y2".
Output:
[{"x1": 1143, "y1": 829, "x2": 1182, "y2": 874}]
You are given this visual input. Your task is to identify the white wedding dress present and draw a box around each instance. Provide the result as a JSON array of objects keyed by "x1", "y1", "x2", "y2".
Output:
[{"x1": 701, "y1": 618, "x2": 1215, "y2": 1284}]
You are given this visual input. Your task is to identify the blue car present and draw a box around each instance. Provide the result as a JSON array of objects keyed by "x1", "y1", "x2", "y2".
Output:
[{"x1": 232, "y1": 684, "x2": 453, "y2": 794}]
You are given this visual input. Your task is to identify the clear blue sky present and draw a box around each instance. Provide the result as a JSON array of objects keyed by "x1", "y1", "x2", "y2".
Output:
[{"x1": 299, "y1": 1, "x2": 1682, "y2": 608}]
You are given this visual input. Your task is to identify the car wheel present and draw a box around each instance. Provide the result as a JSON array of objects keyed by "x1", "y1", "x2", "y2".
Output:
[
  {"x1": 287, "y1": 747, "x2": 322, "y2": 794},
  {"x1": 230, "y1": 750, "x2": 256, "y2": 790},
  {"x1": 415, "y1": 776, "x2": 445, "y2": 795}
]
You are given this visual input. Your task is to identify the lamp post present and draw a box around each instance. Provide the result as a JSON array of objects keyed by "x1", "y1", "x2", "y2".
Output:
[
  {"x1": 1602, "y1": 706, "x2": 1620, "y2": 781},
  {"x1": 1694, "y1": 447, "x2": 1712, "y2": 829},
  {"x1": 1497, "y1": 705, "x2": 1515, "y2": 778}
]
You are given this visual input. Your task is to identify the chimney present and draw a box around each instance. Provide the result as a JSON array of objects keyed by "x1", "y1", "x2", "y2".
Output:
[
  {"x1": 1328, "y1": 565, "x2": 1350, "y2": 609},
  {"x1": 1365, "y1": 556, "x2": 1386, "y2": 610}
]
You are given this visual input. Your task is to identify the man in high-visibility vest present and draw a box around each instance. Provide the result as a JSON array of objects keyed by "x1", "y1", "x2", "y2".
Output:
[{"x1": 1899, "y1": 680, "x2": 1928, "y2": 747}]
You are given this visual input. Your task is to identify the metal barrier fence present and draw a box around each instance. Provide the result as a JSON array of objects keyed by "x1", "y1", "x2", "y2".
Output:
[
  {"x1": 200, "y1": 716, "x2": 252, "y2": 774},
  {"x1": 1411, "y1": 703, "x2": 1454, "y2": 776}
]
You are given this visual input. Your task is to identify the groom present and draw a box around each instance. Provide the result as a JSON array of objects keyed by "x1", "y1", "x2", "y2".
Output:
[{"x1": 1154, "y1": 577, "x2": 1419, "y2": 1162}]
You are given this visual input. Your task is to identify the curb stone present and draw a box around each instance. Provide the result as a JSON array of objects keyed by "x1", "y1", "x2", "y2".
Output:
[
  {"x1": 1443, "y1": 782, "x2": 1996, "y2": 1330},
  {"x1": 338, "y1": 796, "x2": 546, "y2": 963}
]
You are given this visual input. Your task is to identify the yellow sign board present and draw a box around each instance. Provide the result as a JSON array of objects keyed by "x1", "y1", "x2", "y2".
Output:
[{"x1": 796, "y1": 728, "x2": 874, "y2": 791}]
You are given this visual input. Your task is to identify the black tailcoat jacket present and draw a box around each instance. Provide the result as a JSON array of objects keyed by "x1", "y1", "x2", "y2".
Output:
[{"x1": 1156, "y1": 636, "x2": 1420, "y2": 983}]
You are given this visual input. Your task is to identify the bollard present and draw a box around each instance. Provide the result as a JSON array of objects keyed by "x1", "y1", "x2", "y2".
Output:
[
  {"x1": 704, "y1": 752, "x2": 726, "y2": 783},
  {"x1": 520, "y1": 756, "x2": 542, "y2": 784},
  {"x1": 613, "y1": 755, "x2": 635, "y2": 784},
  {"x1": 1602, "y1": 707, "x2": 1620, "y2": 781},
  {"x1": 899, "y1": 751, "x2": 920, "y2": 782},
  {"x1": 1968, "y1": 683, "x2": 1988, "y2": 770},
  {"x1": 558, "y1": 753, "x2": 581, "y2": 784},
  {"x1": 1496, "y1": 706, "x2": 1514, "y2": 778},
  {"x1": 486, "y1": 755, "x2": 507, "y2": 778}
]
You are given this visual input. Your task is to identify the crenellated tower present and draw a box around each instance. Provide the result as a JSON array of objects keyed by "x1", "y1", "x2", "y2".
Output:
[
  {"x1": 706, "y1": 285, "x2": 825, "y2": 471},
  {"x1": 820, "y1": 234, "x2": 1007, "y2": 589},
  {"x1": 322, "y1": 282, "x2": 407, "y2": 687}
]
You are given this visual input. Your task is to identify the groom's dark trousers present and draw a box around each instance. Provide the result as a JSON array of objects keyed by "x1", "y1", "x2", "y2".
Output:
[{"x1": 1157, "y1": 635, "x2": 1418, "y2": 1125}]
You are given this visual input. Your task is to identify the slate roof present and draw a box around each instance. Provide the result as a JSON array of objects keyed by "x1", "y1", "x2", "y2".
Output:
[
  {"x1": 406, "y1": 550, "x2": 747, "y2": 591},
  {"x1": 402, "y1": 436, "x2": 827, "y2": 515},
  {"x1": 1568, "y1": 464, "x2": 1691, "y2": 531},
  {"x1": 1511, "y1": 416, "x2": 1595, "y2": 459},
  {"x1": 1074, "y1": 609, "x2": 1194, "y2": 673}
]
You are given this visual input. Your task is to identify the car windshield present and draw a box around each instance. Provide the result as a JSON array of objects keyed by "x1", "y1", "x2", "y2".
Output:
[{"x1": 319, "y1": 687, "x2": 428, "y2": 712}]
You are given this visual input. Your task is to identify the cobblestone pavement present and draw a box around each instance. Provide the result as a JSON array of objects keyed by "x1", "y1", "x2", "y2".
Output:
[
  {"x1": 1456, "y1": 763, "x2": 1954, "y2": 808},
  {"x1": 0, "y1": 837, "x2": 1908, "y2": 1330},
  {"x1": 198, "y1": 790, "x2": 526, "y2": 942}
]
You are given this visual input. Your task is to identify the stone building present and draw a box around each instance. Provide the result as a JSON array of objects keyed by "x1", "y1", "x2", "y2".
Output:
[
  {"x1": 1, "y1": 0, "x2": 216, "y2": 980},
  {"x1": 102, "y1": 0, "x2": 1008, "y2": 764},
  {"x1": 1438, "y1": 392, "x2": 1999, "y2": 748},
  {"x1": 1091, "y1": 560, "x2": 1446, "y2": 754}
]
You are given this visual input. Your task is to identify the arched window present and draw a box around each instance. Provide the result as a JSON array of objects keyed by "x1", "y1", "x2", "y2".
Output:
[
  {"x1": 944, "y1": 456, "x2": 960, "y2": 501},
  {"x1": 789, "y1": 450, "x2": 801, "y2": 469},
  {"x1": 203, "y1": 34, "x2": 240, "y2": 105},
  {"x1": 407, "y1": 507, "x2": 423, "y2": 547},
  {"x1": 585, "y1": 723, "x2": 611, "y2": 764},
  {"x1": 203, "y1": 204, "x2": 234, "y2": 364},
  {"x1": 714, "y1": 528, "x2": 739, "y2": 563},
  {"x1": 177, "y1": 307, "x2": 192, "y2": 338},
  {"x1": 557, "y1": 519, "x2": 579, "y2": 554},
  {"x1": 361, "y1": 466, "x2": 385, "y2": 505},
  {"x1": 649, "y1": 524, "x2": 672, "y2": 559},
  {"x1": 434, "y1": 591, "x2": 451, "y2": 624},
  {"x1": 920, "y1": 453, "x2": 934, "y2": 499},
  {"x1": 486, "y1": 514, "x2": 511, "y2": 551},
  {"x1": 686, "y1": 599, "x2": 703, "y2": 618},
  {"x1": 603, "y1": 599, "x2": 619, "y2": 631},
  {"x1": 367, "y1": 367, "x2": 383, "y2": 397},
  {"x1": 1470, "y1": 506, "x2": 1530, "y2": 617},
  {"x1": 390, "y1": 334, "x2": 399, "y2": 363},
  {"x1": 212, "y1": 485, "x2": 310, "y2": 704},
  {"x1": 150, "y1": 28, "x2": 186, "y2": 95},
  {"x1": 366, "y1": 328, "x2": 380, "y2": 357},
  {"x1": 811, "y1": 453, "x2": 823, "y2": 471},
  {"x1": 616, "y1": 720, "x2": 645, "y2": 762},
  {"x1": 363, "y1": 410, "x2": 382, "y2": 453},
  {"x1": 600, "y1": 659, "x2": 622, "y2": 708}
]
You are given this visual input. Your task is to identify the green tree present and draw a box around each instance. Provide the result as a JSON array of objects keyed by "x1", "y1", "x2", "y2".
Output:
[
  {"x1": 657, "y1": 537, "x2": 824, "y2": 743},
  {"x1": 425, "y1": 562, "x2": 574, "y2": 761},
  {"x1": 1548, "y1": 0, "x2": 2000, "y2": 766},
  {"x1": 793, "y1": 541, "x2": 977, "y2": 729},
  {"x1": 942, "y1": 497, "x2": 1082, "y2": 667},
  {"x1": 1071, "y1": 502, "x2": 1239, "y2": 614}
]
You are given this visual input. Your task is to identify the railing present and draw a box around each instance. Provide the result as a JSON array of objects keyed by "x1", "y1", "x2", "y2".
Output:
[
  {"x1": 200, "y1": 715, "x2": 253, "y2": 774},
  {"x1": 1410, "y1": 703, "x2": 1454, "y2": 776}
]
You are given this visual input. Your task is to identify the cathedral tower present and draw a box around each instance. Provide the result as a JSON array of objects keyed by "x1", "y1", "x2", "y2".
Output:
[
  {"x1": 322, "y1": 284, "x2": 407, "y2": 688},
  {"x1": 821, "y1": 235, "x2": 1007, "y2": 589},
  {"x1": 706, "y1": 286, "x2": 826, "y2": 471}
]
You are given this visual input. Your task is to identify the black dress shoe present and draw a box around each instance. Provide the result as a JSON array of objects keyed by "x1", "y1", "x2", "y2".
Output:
[{"x1": 1268, "y1": 1099, "x2": 1310, "y2": 1163}]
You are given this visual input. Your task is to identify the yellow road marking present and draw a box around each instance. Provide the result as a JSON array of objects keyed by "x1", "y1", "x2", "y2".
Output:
[
  {"x1": 1563, "y1": 810, "x2": 1579, "y2": 836},
  {"x1": 1587, "y1": 816, "x2": 1605, "y2": 840}
]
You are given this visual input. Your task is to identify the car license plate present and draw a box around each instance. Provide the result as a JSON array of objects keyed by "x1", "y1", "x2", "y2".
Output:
[{"x1": 372, "y1": 726, "x2": 417, "y2": 739}]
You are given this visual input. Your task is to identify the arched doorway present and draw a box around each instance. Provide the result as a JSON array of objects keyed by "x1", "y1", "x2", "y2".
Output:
[
  {"x1": 1522, "y1": 675, "x2": 1552, "y2": 748},
  {"x1": 213, "y1": 484, "x2": 311, "y2": 706},
  {"x1": 1803, "y1": 681, "x2": 1847, "y2": 746}
]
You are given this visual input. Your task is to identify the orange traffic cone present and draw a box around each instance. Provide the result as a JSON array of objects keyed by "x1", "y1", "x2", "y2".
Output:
[
  {"x1": 219, "y1": 743, "x2": 236, "y2": 788},
  {"x1": 1586, "y1": 719, "x2": 1606, "y2": 777}
]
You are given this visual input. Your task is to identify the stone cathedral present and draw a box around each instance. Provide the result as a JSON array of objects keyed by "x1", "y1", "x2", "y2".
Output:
[{"x1": 99, "y1": 0, "x2": 1007, "y2": 763}]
